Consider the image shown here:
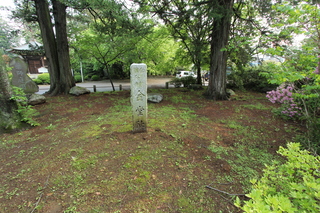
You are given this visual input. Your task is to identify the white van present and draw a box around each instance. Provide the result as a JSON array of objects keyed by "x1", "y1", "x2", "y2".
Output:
[{"x1": 176, "y1": 71, "x2": 197, "y2": 78}]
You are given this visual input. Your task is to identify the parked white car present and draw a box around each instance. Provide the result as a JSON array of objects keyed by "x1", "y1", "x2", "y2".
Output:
[{"x1": 176, "y1": 71, "x2": 197, "y2": 79}]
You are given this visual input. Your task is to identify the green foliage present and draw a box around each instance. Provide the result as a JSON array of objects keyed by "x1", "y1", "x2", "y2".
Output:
[
  {"x1": 169, "y1": 77, "x2": 183, "y2": 88},
  {"x1": 228, "y1": 64, "x2": 279, "y2": 91},
  {"x1": 170, "y1": 76, "x2": 197, "y2": 88},
  {"x1": 91, "y1": 75, "x2": 100, "y2": 81},
  {"x1": 134, "y1": 26, "x2": 180, "y2": 75},
  {"x1": 10, "y1": 86, "x2": 40, "y2": 126},
  {"x1": 0, "y1": 17, "x2": 20, "y2": 50},
  {"x1": 235, "y1": 142, "x2": 320, "y2": 213},
  {"x1": 183, "y1": 76, "x2": 197, "y2": 87},
  {"x1": 294, "y1": 85, "x2": 320, "y2": 152},
  {"x1": 34, "y1": 73, "x2": 50, "y2": 85},
  {"x1": 136, "y1": 0, "x2": 215, "y2": 83},
  {"x1": 74, "y1": 74, "x2": 82, "y2": 83},
  {"x1": 259, "y1": 0, "x2": 320, "y2": 152},
  {"x1": 32, "y1": 78, "x2": 42, "y2": 85},
  {"x1": 72, "y1": 0, "x2": 152, "y2": 82}
]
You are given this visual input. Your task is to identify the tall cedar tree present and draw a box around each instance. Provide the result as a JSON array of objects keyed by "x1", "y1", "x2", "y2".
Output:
[
  {"x1": 34, "y1": 0, "x2": 75, "y2": 95},
  {"x1": 207, "y1": 0, "x2": 234, "y2": 100}
]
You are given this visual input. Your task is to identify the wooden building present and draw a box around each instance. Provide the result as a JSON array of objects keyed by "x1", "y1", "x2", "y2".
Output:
[{"x1": 7, "y1": 41, "x2": 48, "y2": 74}]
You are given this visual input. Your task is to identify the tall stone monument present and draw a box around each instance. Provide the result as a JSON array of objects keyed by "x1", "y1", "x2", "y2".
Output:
[
  {"x1": 130, "y1": 63, "x2": 147, "y2": 133},
  {"x1": 10, "y1": 57, "x2": 39, "y2": 94}
]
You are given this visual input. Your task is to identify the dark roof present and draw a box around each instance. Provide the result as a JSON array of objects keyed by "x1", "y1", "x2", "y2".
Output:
[{"x1": 7, "y1": 41, "x2": 44, "y2": 56}]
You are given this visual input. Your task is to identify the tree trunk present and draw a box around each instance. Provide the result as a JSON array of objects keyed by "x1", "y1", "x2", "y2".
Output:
[
  {"x1": 195, "y1": 59, "x2": 202, "y2": 85},
  {"x1": 52, "y1": 0, "x2": 75, "y2": 94},
  {"x1": 34, "y1": 0, "x2": 60, "y2": 95},
  {"x1": 34, "y1": 0, "x2": 75, "y2": 96},
  {"x1": 104, "y1": 65, "x2": 115, "y2": 91},
  {"x1": 205, "y1": 0, "x2": 234, "y2": 100},
  {"x1": 0, "y1": 57, "x2": 22, "y2": 133}
]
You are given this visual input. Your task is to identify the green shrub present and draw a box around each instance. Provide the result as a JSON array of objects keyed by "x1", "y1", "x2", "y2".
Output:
[
  {"x1": 180, "y1": 76, "x2": 197, "y2": 87},
  {"x1": 170, "y1": 76, "x2": 197, "y2": 88},
  {"x1": 37, "y1": 73, "x2": 50, "y2": 84},
  {"x1": 74, "y1": 74, "x2": 82, "y2": 83},
  {"x1": 235, "y1": 142, "x2": 320, "y2": 212},
  {"x1": 169, "y1": 77, "x2": 183, "y2": 88},
  {"x1": 33, "y1": 78, "x2": 42, "y2": 85},
  {"x1": 91, "y1": 75, "x2": 100, "y2": 81},
  {"x1": 228, "y1": 65, "x2": 278, "y2": 92}
]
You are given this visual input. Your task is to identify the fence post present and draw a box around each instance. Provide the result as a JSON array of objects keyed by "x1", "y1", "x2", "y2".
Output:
[
  {"x1": 93, "y1": 85, "x2": 96, "y2": 92},
  {"x1": 119, "y1": 84, "x2": 122, "y2": 91},
  {"x1": 165, "y1": 82, "x2": 169, "y2": 89}
]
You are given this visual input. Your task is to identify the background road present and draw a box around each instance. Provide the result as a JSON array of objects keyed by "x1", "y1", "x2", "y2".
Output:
[{"x1": 36, "y1": 77, "x2": 174, "y2": 94}]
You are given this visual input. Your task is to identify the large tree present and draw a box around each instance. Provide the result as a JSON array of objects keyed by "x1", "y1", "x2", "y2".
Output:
[
  {"x1": 34, "y1": 0, "x2": 75, "y2": 95},
  {"x1": 13, "y1": 0, "x2": 75, "y2": 95},
  {"x1": 135, "y1": 0, "x2": 234, "y2": 100},
  {"x1": 205, "y1": 0, "x2": 234, "y2": 100},
  {"x1": 135, "y1": 0, "x2": 212, "y2": 85}
]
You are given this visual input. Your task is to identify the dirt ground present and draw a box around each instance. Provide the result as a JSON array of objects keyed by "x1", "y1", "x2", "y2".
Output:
[{"x1": 0, "y1": 88, "x2": 304, "y2": 212}]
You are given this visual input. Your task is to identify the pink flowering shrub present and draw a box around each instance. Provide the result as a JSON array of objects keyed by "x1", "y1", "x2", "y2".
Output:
[{"x1": 266, "y1": 84, "x2": 302, "y2": 118}]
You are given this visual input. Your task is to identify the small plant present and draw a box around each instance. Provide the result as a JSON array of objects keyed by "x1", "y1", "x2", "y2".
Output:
[
  {"x1": 235, "y1": 142, "x2": 320, "y2": 212},
  {"x1": 45, "y1": 124, "x2": 55, "y2": 130},
  {"x1": 10, "y1": 86, "x2": 40, "y2": 126}
]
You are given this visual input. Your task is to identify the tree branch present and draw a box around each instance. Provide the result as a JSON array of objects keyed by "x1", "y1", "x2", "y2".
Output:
[{"x1": 205, "y1": 185, "x2": 247, "y2": 197}]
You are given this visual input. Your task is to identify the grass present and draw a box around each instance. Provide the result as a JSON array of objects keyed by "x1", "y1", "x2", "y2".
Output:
[{"x1": 0, "y1": 89, "x2": 304, "y2": 212}]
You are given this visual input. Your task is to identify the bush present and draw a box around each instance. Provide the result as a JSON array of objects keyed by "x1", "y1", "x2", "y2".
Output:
[
  {"x1": 235, "y1": 142, "x2": 320, "y2": 212},
  {"x1": 266, "y1": 84, "x2": 302, "y2": 119},
  {"x1": 91, "y1": 75, "x2": 100, "y2": 81},
  {"x1": 170, "y1": 76, "x2": 197, "y2": 88},
  {"x1": 180, "y1": 76, "x2": 197, "y2": 87},
  {"x1": 266, "y1": 78, "x2": 320, "y2": 152},
  {"x1": 33, "y1": 78, "x2": 42, "y2": 85},
  {"x1": 228, "y1": 65, "x2": 278, "y2": 92},
  {"x1": 74, "y1": 74, "x2": 82, "y2": 83},
  {"x1": 36, "y1": 73, "x2": 50, "y2": 84},
  {"x1": 169, "y1": 77, "x2": 183, "y2": 88}
]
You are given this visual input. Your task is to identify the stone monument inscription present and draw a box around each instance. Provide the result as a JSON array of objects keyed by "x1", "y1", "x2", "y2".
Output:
[
  {"x1": 130, "y1": 63, "x2": 147, "y2": 133},
  {"x1": 10, "y1": 57, "x2": 39, "y2": 94}
]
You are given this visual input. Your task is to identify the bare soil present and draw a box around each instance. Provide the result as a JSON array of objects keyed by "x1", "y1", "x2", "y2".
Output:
[{"x1": 0, "y1": 88, "x2": 304, "y2": 213}]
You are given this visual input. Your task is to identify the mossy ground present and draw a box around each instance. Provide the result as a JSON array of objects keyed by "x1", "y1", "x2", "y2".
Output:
[{"x1": 0, "y1": 88, "x2": 304, "y2": 212}]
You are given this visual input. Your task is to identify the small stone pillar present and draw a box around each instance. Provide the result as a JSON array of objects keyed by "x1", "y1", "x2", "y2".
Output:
[{"x1": 130, "y1": 63, "x2": 147, "y2": 133}]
